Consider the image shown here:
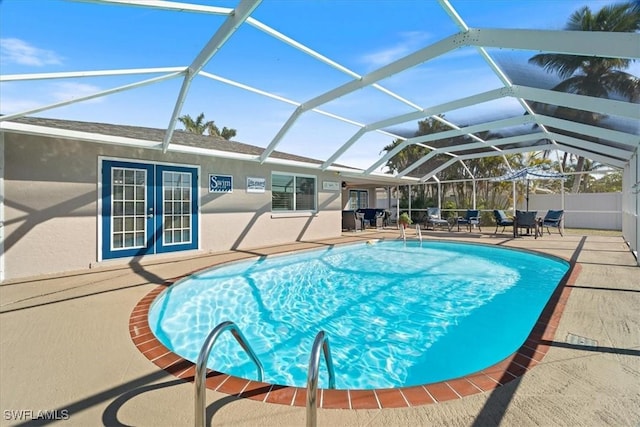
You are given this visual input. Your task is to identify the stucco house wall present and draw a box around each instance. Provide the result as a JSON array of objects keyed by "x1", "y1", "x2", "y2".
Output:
[{"x1": 3, "y1": 131, "x2": 342, "y2": 280}]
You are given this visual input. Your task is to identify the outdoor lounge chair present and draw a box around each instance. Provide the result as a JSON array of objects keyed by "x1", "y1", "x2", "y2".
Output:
[
  {"x1": 493, "y1": 209, "x2": 514, "y2": 234},
  {"x1": 542, "y1": 209, "x2": 564, "y2": 236},
  {"x1": 456, "y1": 209, "x2": 481, "y2": 232},
  {"x1": 425, "y1": 207, "x2": 450, "y2": 231},
  {"x1": 514, "y1": 210, "x2": 539, "y2": 238}
]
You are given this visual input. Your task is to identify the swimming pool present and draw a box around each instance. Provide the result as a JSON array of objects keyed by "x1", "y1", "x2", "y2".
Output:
[{"x1": 148, "y1": 240, "x2": 569, "y2": 390}]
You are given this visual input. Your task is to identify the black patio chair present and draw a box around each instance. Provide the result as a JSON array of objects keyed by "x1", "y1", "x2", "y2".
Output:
[
  {"x1": 514, "y1": 210, "x2": 539, "y2": 238},
  {"x1": 493, "y1": 210, "x2": 513, "y2": 234},
  {"x1": 456, "y1": 209, "x2": 481, "y2": 232},
  {"x1": 542, "y1": 209, "x2": 564, "y2": 236}
]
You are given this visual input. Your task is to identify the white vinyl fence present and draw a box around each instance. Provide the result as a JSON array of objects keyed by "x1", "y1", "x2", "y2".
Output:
[{"x1": 527, "y1": 192, "x2": 622, "y2": 230}]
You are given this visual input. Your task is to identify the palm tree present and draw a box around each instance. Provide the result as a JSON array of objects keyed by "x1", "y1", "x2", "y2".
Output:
[
  {"x1": 528, "y1": 1, "x2": 640, "y2": 192},
  {"x1": 178, "y1": 113, "x2": 237, "y2": 140},
  {"x1": 178, "y1": 113, "x2": 210, "y2": 135}
]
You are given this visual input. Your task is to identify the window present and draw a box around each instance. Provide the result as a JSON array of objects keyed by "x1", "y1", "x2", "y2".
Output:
[
  {"x1": 349, "y1": 190, "x2": 368, "y2": 210},
  {"x1": 162, "y1": 171, "x2": 192, "y2": 245},
  {"x1": 272, "y1": 173, "x2": 316, "y2": 212},
  {"x1": 111, "y1": 167, "x2": 147, "y2": 249}
]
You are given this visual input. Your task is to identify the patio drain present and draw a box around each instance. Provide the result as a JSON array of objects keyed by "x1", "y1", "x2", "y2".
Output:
[{"x1": 566, "y1": 333, "x2": 598, "y2": 347}]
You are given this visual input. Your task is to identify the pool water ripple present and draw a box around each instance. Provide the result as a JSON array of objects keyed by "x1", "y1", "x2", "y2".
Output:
[{"x1": 148, "y1": 240, "x2": 568, "y2": 390}]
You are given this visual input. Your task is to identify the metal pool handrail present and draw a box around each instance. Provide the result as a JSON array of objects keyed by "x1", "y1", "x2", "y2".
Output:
[
  {"x1": 195, "y1": 321, "x2": 264, "y2": 427},
  {"x1": 306, "y1": 331, "x2": 336, "y2": 427}
]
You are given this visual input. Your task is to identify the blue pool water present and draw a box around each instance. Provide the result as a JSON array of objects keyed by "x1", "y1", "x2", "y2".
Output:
[{"x1": 148, "y1": 240, "x2": 569, "y2": 390}]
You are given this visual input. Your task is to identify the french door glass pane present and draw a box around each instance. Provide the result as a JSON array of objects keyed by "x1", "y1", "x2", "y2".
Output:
[
  {"x1": 111, "y1": 167, "x2": 146, "y2": 250},
  {"x1": 162, "y1": 171, "x2": 192, "y2": 245}
]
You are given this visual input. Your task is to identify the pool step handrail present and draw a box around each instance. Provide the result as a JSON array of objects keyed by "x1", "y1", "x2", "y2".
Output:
[
  {"x1": 195, "y1": 321, "x2": 264, "y2": 427},
  {"x1": 306, "y1": 331, "x2": 336, "y2": 427},
  {"x1": 416, "y1": 224, "x2": 423, "y2": 243}
]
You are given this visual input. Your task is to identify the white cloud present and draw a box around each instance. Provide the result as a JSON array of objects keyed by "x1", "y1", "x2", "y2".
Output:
[
  {"x1": 0, "y1": 38, "x2": 63, "y2": 66},
  {"x1": 359, "y1": 31, "x2": 432, "y2": 70},
  {"x1": 51, "y1": 82, "x2": 104, "y2": 104},
  {"x1": 0, "y1": 97, "x2": 43, "y2": 114}
]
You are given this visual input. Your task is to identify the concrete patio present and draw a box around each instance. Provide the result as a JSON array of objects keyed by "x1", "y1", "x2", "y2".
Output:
[{"x1": 1, "y1": 229, "x2": 639, "y2": 426}]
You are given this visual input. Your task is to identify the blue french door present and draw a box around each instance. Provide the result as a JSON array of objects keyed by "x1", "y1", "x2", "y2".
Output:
[{"x1": 101, "y1": 160, "x2": 198, "y2": 260}]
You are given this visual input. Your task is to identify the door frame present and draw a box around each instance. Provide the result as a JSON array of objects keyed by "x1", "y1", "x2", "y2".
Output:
[{"x1": 98, "y1": 156, "x2": 200, "y2": 262}]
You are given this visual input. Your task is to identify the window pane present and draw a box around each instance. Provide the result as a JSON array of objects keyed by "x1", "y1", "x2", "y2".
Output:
[
  {"x1": 135, "y1": 170, "x2": 145, "y2": 185},
  {"x1": 113, "y1": 185, "x2": 123, "y2": 200},
  {"x1": 113, "y1": 202, "x2": 123, "y2": 216},
  {"x1": 113, "y1": 233, "x2": 123, "y2": 248},
  {"x1": 296, "y1": 177, "x2": 316, "y2": 211},
  {"x1": 124, "y1": 185, "x2": 134, "y2": 200},
  {"x1": 124, "y1": 170, "x2": 135, "y2": 185},
  {"x1": 113, "y1": 169, "x2": 123, "y2": 185},
  {"x1": 272, "y1": 192, "x2": 293, "y2": 211},
  {"x1": 272, "y1": 174, "x2": 294, "y2": 211},
  {"x1": 125, "y1": 202, "x2": 134, "y2": 215}
]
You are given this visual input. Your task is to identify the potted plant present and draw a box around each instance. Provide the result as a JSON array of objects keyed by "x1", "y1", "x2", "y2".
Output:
[{"x1": 398, "y1": 212, "x2": 413, "y2": 229}]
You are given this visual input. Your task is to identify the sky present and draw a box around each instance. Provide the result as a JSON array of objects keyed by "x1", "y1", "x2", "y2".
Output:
[{"x1": 0, "y1": 0, "x2": 637, "y2": 172}]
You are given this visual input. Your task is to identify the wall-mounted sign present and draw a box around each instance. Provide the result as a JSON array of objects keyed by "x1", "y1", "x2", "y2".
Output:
[
  {"x1": 209, "y1": 174, "x2": 233, "y2": 193},
  {"x1": 323, "y1": 181, "x2": 340, "y2": 191},
  {"x1": 247, "y1": 176, "x2": 266, "y2": 193}
]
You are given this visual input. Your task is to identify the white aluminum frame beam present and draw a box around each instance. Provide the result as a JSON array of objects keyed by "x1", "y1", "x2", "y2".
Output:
[
  {"x1": 258, "y1": 32, "x2": 469, "y2": 163},
  {"x1": 367, "y1": 115, "x2": 537, "y2": 174},
  {"x1": 6, "y1": 1, "x2": 636, "y2": 180},
  {"x1": 537, "y1": 115, "x2": 639, "y2": 148},
  {"x1": 469, "y1": 28, "x2": 640, "y2": 60},
  {"x1": 161, "y1": 0, "x2": 261, "y2": 152},
  {"x1": 397, "y1": 133, "x2": 546, "y2": 178},
  {"x1": 0, "y1": 67, "x2": 187, "y2": 82},
  {"x1": 512, "y1": 86, "x2": 640, "y2": 120},
  {"x1": 419, "y1": 142, "x2": 627, "y2": 182},
  {"x1": 438, "y1": 0, "x2": 542, "y2": 172},
  {"x1": 320, "y1": 87, "x2": 509, "y2": 170},
  {"x1": 0, "y1": 71, "x2": 184, "y2": 122}
]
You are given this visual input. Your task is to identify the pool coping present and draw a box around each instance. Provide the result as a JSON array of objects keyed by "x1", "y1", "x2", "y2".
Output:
[{"x1": 129, "y1": 254, "x2": 580, "y2": 410}]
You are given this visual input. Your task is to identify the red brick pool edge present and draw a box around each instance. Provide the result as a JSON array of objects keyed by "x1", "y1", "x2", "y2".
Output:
[{"x1": 129, "y1": 263, "x2": 580, "y2": 409}]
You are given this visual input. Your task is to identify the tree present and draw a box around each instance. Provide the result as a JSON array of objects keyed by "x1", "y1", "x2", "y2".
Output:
[
  {"x1": 178, "y1": 113, "x2": 237, "y2": 140},
  {"x1": 528, "y1": 1, "x2": 640, "y2": 192}
]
